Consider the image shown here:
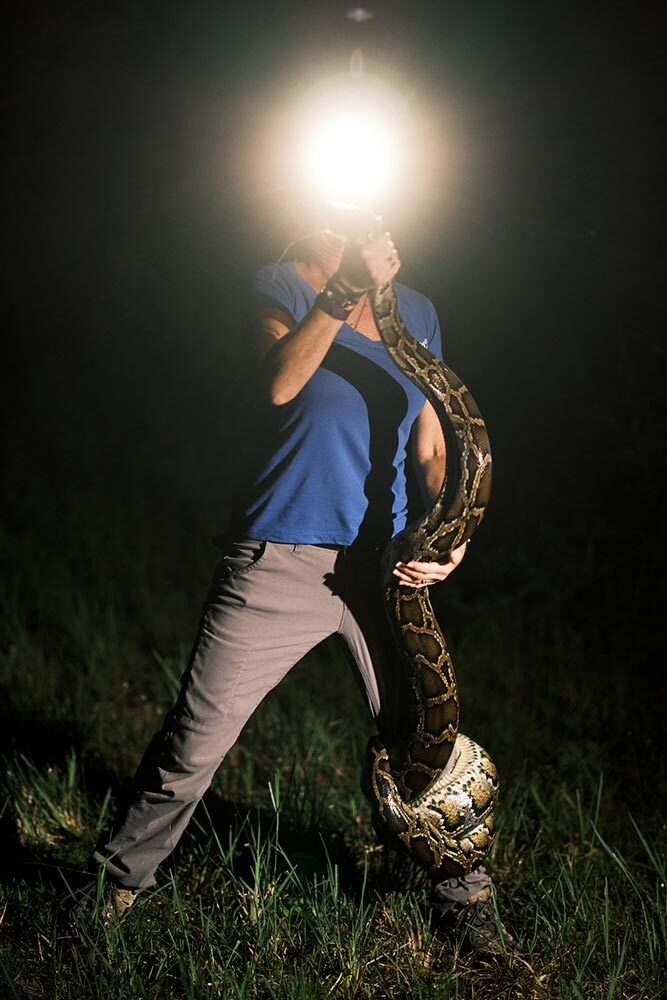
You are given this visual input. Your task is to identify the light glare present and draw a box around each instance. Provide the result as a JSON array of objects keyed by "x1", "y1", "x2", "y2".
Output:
[{"x1": 305, "y1": 114, "x2": 396, "y2": 206}]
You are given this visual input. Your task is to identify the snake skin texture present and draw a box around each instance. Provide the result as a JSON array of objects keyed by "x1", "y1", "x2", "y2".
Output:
[{"x1": 365, "y1": 280, "x2": 498, "y2": 879}]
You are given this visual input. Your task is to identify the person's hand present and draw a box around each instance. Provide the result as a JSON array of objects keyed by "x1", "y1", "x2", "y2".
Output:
[
  {"x1": 335, "y1": 232, "x2": 401, "y2": 291},
  {"x1": 392, "y1": 541, "x2": 469, "y2": 587}
]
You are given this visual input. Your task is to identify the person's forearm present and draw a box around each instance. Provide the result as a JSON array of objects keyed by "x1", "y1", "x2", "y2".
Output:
[{"x1": 260, "y1": 305, "x2": 344, "y2": 405}]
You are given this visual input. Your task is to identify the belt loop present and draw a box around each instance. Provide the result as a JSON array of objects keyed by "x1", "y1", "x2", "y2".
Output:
[{"x1": 292, "y1": 543, "x2": 302, "y2": 553}]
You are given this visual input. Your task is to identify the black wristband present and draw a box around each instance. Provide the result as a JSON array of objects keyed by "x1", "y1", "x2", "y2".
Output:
[
  {"x1": 314, "y1": 276, "x2": 364, "y2": 320},
  {"x1": 314, "y1": 287, "x2": 355, "y2": 320},
  {"x1": 327, "y1": 275, "x2": 364, "y2": 306}
]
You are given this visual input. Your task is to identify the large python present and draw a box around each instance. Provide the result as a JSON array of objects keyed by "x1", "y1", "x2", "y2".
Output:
[{"x1": 364, "y1": 279, "x2": 497, "y2": 879}]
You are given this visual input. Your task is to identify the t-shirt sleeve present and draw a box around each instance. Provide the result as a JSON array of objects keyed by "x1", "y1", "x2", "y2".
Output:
[{"x1": 252, "y1": 264, "x2": 298, "y2": 325}]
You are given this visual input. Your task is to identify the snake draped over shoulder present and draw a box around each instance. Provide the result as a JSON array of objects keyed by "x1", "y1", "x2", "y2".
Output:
[{"x1": 366, "y1": 279, "x2": 497, "y2": 879}]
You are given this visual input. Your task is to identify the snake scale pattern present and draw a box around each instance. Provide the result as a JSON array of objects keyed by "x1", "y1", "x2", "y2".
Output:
[{"x1": 365, "y1": 279, "x2": 498, "y2": 879}]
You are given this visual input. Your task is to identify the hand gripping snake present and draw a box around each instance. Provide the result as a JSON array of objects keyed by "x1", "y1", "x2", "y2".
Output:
[{"x1": 365, "y1": 279, "x2": 498, "y2": 879}]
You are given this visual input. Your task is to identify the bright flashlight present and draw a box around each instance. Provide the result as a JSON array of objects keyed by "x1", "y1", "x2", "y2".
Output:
[
  {"x1": 305, "y1": 113, "x2": 396, "y2": 206},
  {"x1": 295, "y1": 76, "x2": 403, "y2": 209}
]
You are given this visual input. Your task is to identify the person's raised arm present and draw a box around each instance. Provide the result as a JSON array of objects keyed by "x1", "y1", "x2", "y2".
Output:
[
  {"x1": 256, "y1": 305, "x2": 346, "y2": 405},
  {"x1": 256, "y1": 233, "x2": 400, "y2": 405}
]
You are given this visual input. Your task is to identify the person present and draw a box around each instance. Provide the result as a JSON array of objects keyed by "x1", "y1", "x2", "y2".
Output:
[{"x1": 70, "y1": 208, "x2": 512, "y2": 954}]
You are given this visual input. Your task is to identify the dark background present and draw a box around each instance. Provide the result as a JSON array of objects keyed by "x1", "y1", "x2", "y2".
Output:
[{"x1": 3, "y1": 1, "x2": 665, "y2": 629}]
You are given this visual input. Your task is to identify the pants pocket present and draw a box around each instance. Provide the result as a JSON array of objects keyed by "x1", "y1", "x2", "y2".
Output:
[{"x1": 221, "y1": 538, "x2": 268, "y2": 575}]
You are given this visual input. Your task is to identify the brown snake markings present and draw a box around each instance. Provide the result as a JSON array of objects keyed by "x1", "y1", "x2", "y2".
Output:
[{"x1": 365, "y1": 280, "x2": 498, "y2": 879}]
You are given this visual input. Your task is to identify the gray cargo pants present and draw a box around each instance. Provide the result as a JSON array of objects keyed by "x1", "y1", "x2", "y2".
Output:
[{"x1": 91, "y1": 538, "x2": 416, "y2": 889}]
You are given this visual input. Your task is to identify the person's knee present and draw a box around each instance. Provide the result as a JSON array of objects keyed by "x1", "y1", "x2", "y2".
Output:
[{"x1": 134, "y1": 721, "x2": 224, "y2": 798}]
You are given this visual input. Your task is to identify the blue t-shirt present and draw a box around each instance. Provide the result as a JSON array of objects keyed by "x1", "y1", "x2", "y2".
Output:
[{"x1": 232, "y1": 259, "x2": 443, "y2": 547}]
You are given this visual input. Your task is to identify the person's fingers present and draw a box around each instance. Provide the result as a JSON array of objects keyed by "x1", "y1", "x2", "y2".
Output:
[
  {"x1": 370, "y1": 255, "x2": 401, "y2": 285},
  {"x1": 392, "y1": 571, "x2": 428, "y2": 587},
  {"x1": 403, "y1": 559, "x2": 445, "y2": 573},
  {"x1": 362, "y1": 237, "x2": 398, "y2": 263},
  {"x1": 393, "y1": 565, "x2": 427, "y2": 582},
  {"x1": 401, "y1": 563, "x2": 453, "y2": 581},
  {"x1": 403, "y1": 543, "x2": 469, "y2": 572},
  {"x1": 392, "y1": 571, "x2": 440, "y2": 587},
  {"x1": 393, "y1": 564, "x2": 452, "y2": 584},
  {"x1": 394, "y1": 558, "x2": 463, "y2": 586},
  {"x1": 350, "y1": 233, "x2": 401, "y2": 287},
  {"x1": 369, "y1": 246, "x2": 398, "y2": 266},
  {"x1": 363, "y1": 233, "x2": 395, "y2": 253},
  {"x1": 392, "y1": 542, "x2": 469, "y2": 587}
]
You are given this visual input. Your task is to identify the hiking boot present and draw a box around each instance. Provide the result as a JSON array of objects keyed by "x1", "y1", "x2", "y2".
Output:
[
  {"x1": 449, "y1": 884, "x2": 516, "y2": 956},
  {"x1": 62, "y1": 876, "x2": 145, "y2": 927},
  {"x1": 99, "y1": 884, "x2": 144, "y2": 924},
  {"x1": 431, "y1": 876, "x2": 516, "y2": 957}
]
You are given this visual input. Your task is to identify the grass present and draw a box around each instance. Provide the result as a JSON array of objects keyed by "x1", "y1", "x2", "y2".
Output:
[{"x1": 0, "y1": 464, "x2": 665, "y2": 998}]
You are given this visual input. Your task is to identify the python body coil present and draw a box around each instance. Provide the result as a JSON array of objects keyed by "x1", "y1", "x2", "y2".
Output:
[{"x1": 366, "y1": 280, "x2": 497, "y2": 879}]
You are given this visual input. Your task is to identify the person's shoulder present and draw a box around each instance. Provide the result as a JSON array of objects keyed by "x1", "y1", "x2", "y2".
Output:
[
  {"x1": 394, "y1": 281, "x2": 442, "y2": 353},
  {"x1": 395, "y1": 281, "x2": 437, "y2": 316},
  {"x1": 252, "y1": 259, "x2": 297, "y2": 300},
  {"x1": 251, "y1": 259, "x2": 309, "y2": 325},
  {"x1": 253, "y1": 259, "x2": 296, "y2": 290}
]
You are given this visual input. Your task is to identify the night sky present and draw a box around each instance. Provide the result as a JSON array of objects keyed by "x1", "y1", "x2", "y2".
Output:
[{"x1": 3, "y1": 2, "x2": 665, "y2": 575}]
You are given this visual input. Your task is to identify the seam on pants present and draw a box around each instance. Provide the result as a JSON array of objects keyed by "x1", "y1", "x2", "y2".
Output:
[
  {"x1": 171, "y1": 622, "x2": 253, "y2": 727},
  {"x1": 198, "y1": 625, "x2": 255, "y2": 727}
]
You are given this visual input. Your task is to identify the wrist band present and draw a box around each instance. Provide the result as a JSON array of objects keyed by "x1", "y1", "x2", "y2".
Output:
[
  {"x1": 314, "y1": 275, "x2": 364, "y2": 320},
  {"x1": 314, "y1": 290, "x2": 350, "y2": 320}
]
